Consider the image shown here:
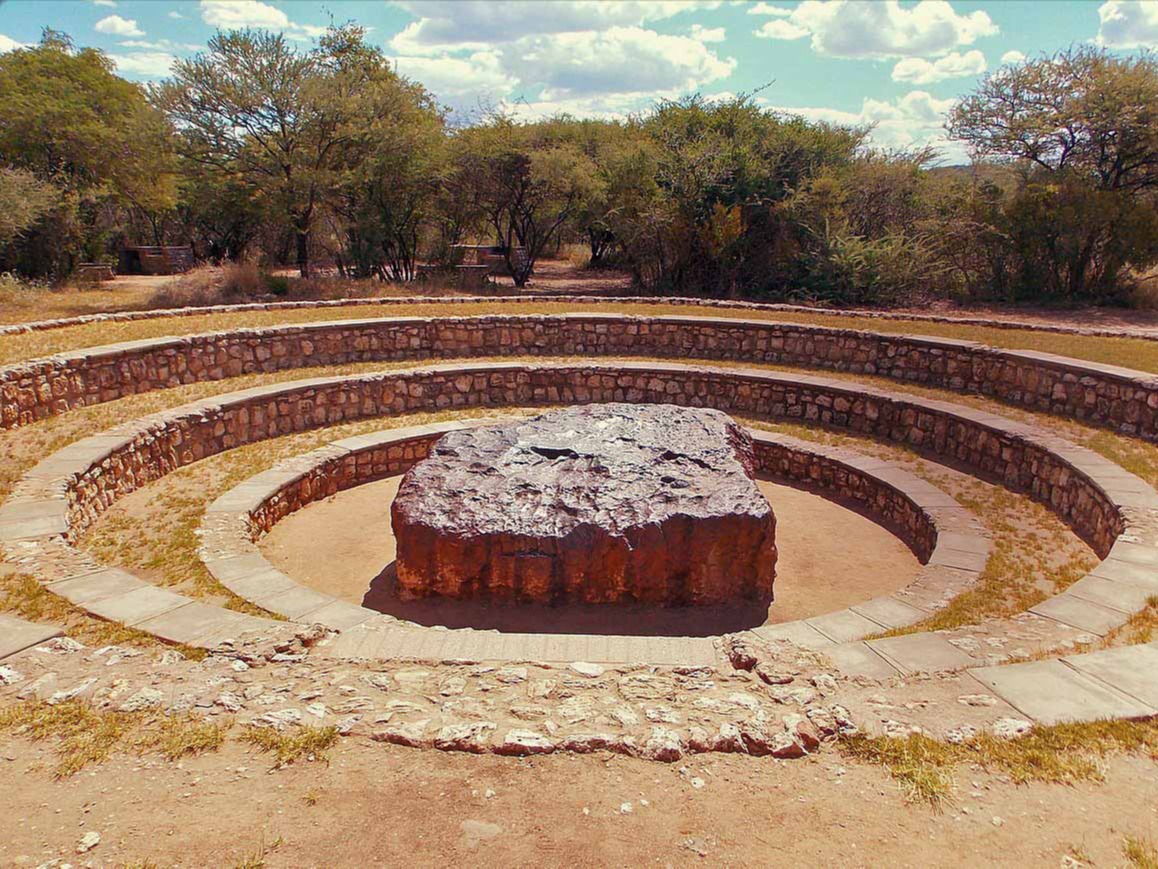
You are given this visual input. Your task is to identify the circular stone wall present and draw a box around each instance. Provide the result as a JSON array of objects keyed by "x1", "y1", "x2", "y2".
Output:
[{"x1": 389, "y1": 404, "x2": 778, "y2": 605}]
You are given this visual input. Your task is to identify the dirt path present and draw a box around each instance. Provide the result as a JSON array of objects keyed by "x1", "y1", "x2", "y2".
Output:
[{"x1": 2, "y1": 735, "x2": 1156, "y2": 867}]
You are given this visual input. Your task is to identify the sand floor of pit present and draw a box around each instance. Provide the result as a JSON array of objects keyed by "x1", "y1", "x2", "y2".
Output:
[{"x1": 259, "y1": 479, "x2": 921, "y2": 636}]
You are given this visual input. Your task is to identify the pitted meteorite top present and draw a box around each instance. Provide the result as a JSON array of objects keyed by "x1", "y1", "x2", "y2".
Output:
[{"x1": 390, "y1": 404, "x2": 778, "y2": 605}]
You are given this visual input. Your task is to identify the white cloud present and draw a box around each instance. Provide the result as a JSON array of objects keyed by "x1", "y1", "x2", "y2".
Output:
[
  {"x1": 109, "y1": 51, "x2": 177, "y2": 78},
  {"x1": 755, "y1": 0, "x2": 997, "y2": 59},
  {"x1": 891, "y1": 49, "x2": 985, "y2": 84},
  {"x1": 390, "y1": 5, "x2": 736, "y2": 116},
  {"x1": 95, "y1": 14, "x2": 144, "y2": 37},
  {"x1": 747, "y1": 2, "x2": 795, "y2": 15},
  {"x1": 510, "y1": 27, "x2": 735, "y2": 100},
  {"x1": 0, "y1": 34, "x2": 28, "y2": 53},
  {"x1": 198, "y1": 0, "x2": 288, "y2": 29},
  {"x1": 169, "y1": 11, "x2": 187, "y2": 19},
  {"x1": 198, "y1": 1, "x2": 327, "y2": 41},
  {"x1": 1096, "y1": 0, "x2": 1158, "y2": 48},
  {"x1": 767, "y1": 89, "x2": 962, "y2": 158},
  {"x1": 754, "y1": 19, "x2": 810, "y2": 39},
  {"x1": 393, "y1": 51, "x2": 516, "y2": 98},
  {"x1": 392, "y1": 1, "x2": 722, "y2": 50},
  {"x1": 93, "y1": 0, "x2": 118, "y2": 7},
  {"x1": 120, "y1": 39, "x2": 203, "y2": 51},
  {"x1": 690, "y1": 24, "x2": 726, "y2": 42},
  {"x1": 1001, "y1": 49, "x2": 1026, "y2": 64}
]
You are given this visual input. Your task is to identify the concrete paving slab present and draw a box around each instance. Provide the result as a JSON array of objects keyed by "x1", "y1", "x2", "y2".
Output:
[
  {"x1": 852, "y1": 596, "x2": 927, "y2": 630},
  {"x1": 0, "y1": 614, "x2": 63, "y2": 659},
  {"x1": 85, "y1": 586, "x2": 190, "y2": 626},
  {"x1": 866, "y1": 632, "x2": 976, "y2": 675},
  {"x1": 136, "y1": 602, "x2": 253, "y2": 646},
  {"x1": 1030, "y1": 593, "x2": 1130, "y2": 635},
  {"x1": 806, "y1": 609, "x2": 884, "y2": 643},
  {"x1": 218, "y1": 567, "x2": 297, "y2": 602},
  {"x1": 970, "y1": 659, "x2": 1156, "y2": 725},
  {"x1": 47, "y1": 568, "x2": 145, "y2": 605},
  {"x1": 1063, "y1": 644, "x2": 1158, "y2": 709},
  {"x1": 257, "y1": 586, "x2": 336, "y2": 620},
  {"x1": 928, "y1": 548, "x2": 989, "y2": 572},
  {"x1": 822, "y1": 642, "x2": 902, "y2": 680},
  {"x1": 1091, "y1": 559, "x2": 1158, "y2": 591},
  {"x1": 750, "y1": 620, "x2": 833, "y2": 650},
  {"x1": 303, "y1": 600, "x2": 375, "y2": 631},
  {"x1": 1065, "y1": 575, "x2": 1156, "y2": 614}
]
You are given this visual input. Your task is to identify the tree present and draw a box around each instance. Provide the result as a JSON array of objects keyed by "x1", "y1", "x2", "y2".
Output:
[
  {"x1": 949, "y1": 47, "x2": 1158, "y2": 299},
  {"x1": 453, "y1": 116, "x2": 603, "y2": 287},
  {"x1": 0, "y1": 30, "x2": 177, "y2": 276},
  {"x1": 0, "y1": 168, "x2": 58, "y2": 247},
  {"x1": 323, "y1": 32, "x2": 445, "y2": 281},
  {"x1": 157, "y1": 27, "x2": 361, "y2": 276}
]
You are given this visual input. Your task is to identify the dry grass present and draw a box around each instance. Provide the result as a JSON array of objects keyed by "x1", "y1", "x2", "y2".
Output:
[
  {"x1": 842, "y1": 717, "x2": 1158, "y2": 808},
  {"x1": 240, "y1": 724, "x2": 339, "y2": 767},
  {"x1": 1103, "y1": 596, "x2": 1158, "y2": 647},
  {"x1": 1125, "y1": 835, "x2": 1158, "y2": 868},
  {"x1": 0, "y1": 699, "x2": 229, "y2": 777},
  {"x1": 145, "y1": 263, "x2": 266, "y2": 310}
]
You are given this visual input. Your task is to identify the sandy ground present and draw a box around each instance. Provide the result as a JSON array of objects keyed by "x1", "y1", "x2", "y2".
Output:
[
  {"x1": 260, "y1": 479, "x2": 921, "y2": 635},
  {"x1": 3, "y1": 734, "x2": 1157, "y2": 867}
]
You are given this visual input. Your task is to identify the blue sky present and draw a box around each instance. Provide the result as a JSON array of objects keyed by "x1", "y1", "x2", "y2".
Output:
[{"x1": 1, "y1": 0, "x2": 1156, "y2": 162}]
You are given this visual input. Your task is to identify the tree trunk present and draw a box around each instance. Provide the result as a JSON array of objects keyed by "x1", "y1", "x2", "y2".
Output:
[{"x1": 296, "y1": 228, "x2": 311, "y2": 278}]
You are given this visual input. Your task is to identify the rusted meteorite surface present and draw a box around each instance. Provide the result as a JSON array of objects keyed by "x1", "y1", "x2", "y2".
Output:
[{"x1": 390, "y1": 404, "x2": 777, "y2": 605}]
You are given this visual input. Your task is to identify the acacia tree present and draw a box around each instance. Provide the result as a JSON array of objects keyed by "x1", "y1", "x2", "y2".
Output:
[
  {"x1": 0, "y1": 30, "x2": 176, "y2": 276},
  {"x1": 453, "y1": 116, "x2": 602, "y2": 287},
  {"x1": 324, "y1": 34, "x2": 444, "y2": 281},
  {"x1": 157, "y1": 27, "x2": 364, "y2": 276},
  {"x1": 949, "y1": 47, "x2": 1158, "y2": 299}
]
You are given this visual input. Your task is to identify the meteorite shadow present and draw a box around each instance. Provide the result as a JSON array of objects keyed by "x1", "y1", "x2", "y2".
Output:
[{"x1": 361, "y1": 562, "x2": 772, "y2": 636}]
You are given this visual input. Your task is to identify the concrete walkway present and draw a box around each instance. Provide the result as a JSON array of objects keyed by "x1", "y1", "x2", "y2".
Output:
[
  {"x1": 971, "y1": 643, "x2": 1158, "y2": 725},
  {"x1": 0, "y1": 613, "x2": 62, "y2": 660}
]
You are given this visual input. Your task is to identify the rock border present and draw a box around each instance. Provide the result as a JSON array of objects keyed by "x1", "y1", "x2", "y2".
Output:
[
  {"x1": 3, "y1": 292, "x2": 1155, "y2": 342},
  {"x1": 2, "y1": 360, "x2": 1154, "y2": 670},
  {"x1": 5, "y1": 314, "x2": 1158, "y2": 441}
]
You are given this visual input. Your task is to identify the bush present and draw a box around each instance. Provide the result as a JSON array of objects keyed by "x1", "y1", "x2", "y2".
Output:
[{"x1": 145, "y1": 261, "x2": 264, "y2": 309}]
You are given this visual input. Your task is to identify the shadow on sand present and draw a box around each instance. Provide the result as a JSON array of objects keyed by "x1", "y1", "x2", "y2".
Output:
[{"x1": 361, "y1": 561, "x2": 772, "y2": 637}]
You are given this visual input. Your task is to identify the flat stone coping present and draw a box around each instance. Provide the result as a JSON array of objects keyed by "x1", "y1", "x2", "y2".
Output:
[
  {"x1": 0, "y1": 613, "x2": 62, "y2": 660},
  {"x1": 5, "y1": 312, "x2": 1158, "y2": 442},
  {"x1": 3, "y1": 292, "x2": 1155, "y2": 342},
  {"x1": 1, "y1": 360, "x2": 1156, "y2": 670},
  {"x1": 192, "y1": 421, "x2": 986, "y2": 664}
]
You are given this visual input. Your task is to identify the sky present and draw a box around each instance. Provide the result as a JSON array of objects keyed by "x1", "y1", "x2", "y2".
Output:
[{"x1": 1, "y1": 0, "x2": 1156, "y2": 163}]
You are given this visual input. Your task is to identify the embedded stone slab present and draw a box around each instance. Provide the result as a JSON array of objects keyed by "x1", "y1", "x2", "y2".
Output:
[
  {"x1": 0, "y1": 614, "x2": 62, "y2": 660},
  {"x1": 391, "y1": 404, "x2": 778, "y2": 606},
  {"x1": 865, "y1": 633, "x2": 977, "y2": 675},
  {"x1": 821, "y1": 642, "x2": 902, "y2": 680},
  {"x1": 970, "y1": 659, "x2": 1157, "y2": 725},
  {"x1": 1062, "y1": 643, "x2": 1158, "y2": 709},
  {"x1": 1029, "y1": 593, "x2": 1130, "y2": 636}
]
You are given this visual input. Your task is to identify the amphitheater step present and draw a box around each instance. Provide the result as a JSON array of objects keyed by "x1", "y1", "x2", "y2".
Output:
[
  {"x1": 970, "y1": 657, "x2": 1157, "y2": 725},
  {"x1": 0, "y1": 613, "x2": 63, "y2": 660}
]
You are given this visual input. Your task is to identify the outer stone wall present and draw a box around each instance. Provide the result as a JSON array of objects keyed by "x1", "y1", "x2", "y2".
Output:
[
  {"x1": 45, "y1": 361, "x2": 1124, "y2": 557},
  {"x1": 4, "y1": 314, "x2": 1158, "y2": 441}
]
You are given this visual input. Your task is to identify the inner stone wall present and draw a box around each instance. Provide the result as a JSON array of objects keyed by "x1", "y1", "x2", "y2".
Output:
[
  {"x1": 242, "y1": 427, "x2": 939, "y2": 565},
  {"x1": 52, "y1": 362, "x2": 1123, "y2": 557},
  {"x1": 4, "y1": 314, "x2": 1158, "y2": 440}
]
